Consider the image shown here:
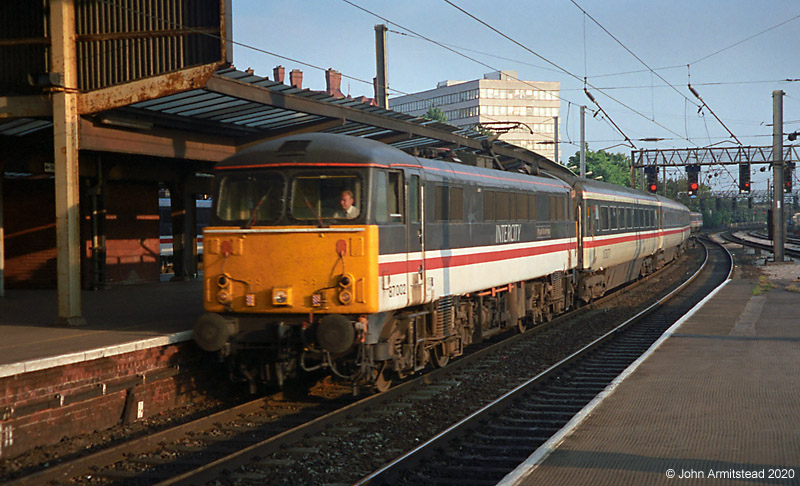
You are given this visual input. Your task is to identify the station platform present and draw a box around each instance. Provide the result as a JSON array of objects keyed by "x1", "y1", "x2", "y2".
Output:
[
  {"x1": 502, "y1": 260, "x2": 800, "y2": 485},
  {"x1": 0, "y1": 278, "x2": 203, "y2": 378}
]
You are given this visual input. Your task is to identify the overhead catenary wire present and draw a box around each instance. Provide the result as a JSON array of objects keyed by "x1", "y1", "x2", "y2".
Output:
[
  {"x1": 340, "y1": 0, "x2": 588, "y2": 148},
  {"x1": 589, "y1": 14, "x2": 800, "y2": 79},
  {"x1": 340, "y1": 0, "x2": 587, "y2": 112},
  {"x1": 441, "y1": 0, "x2": 698, "y2": 147},
  {"x1": 569, "y1": 0, "x2": 701, "y2": 111},
  {"x1": 690, "y1": 13, "x2": 800, "y2": 65},
  {"x1": 688, "y1": 83, "x2": 742, "y2": 145}
]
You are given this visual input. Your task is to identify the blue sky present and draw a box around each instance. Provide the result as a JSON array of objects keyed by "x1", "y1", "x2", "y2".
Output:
[{"x1": 230, "y1": 0, "x2": 799, "y2": 191}]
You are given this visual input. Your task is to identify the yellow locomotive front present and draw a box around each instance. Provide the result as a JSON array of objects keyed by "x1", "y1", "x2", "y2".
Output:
[{"x1": 193, "y1": 158, "x2": 383, "y2": 388}]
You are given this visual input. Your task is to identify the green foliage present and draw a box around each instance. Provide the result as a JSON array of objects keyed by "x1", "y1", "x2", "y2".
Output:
[
  {"x1": 568, "y1": 147, "x2": 632, "y2": 187},
  {"x1": 423, "y1": 106, "x2": 447, "y2": 123}
]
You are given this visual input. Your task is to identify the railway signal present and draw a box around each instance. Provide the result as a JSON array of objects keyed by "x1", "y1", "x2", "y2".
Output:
[
  {"x1": 686, "y1": 164, "x2": 700, "y2": 197},
  {"x1": 645, "y1": 166, "x2": 658, "y2": 193},
  {"x1": 739, "y1": 163, "x2": 751, "y2": 193},
  {"x1": 785, "y1": 162, "x2": 795, "y2": 193}
]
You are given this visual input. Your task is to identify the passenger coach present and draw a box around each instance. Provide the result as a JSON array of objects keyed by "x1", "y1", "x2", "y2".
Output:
[{"x1": 574, "y1": 179, "x2": 690, "y2": 301}]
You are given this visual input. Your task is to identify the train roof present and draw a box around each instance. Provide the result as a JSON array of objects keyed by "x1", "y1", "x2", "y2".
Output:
[
  {"x1": 217, "y1": 132, "x2": 421, "y2": 170},
  {"x1": 573, "y1": 177, "x2": 660, "y2": 202},
  {"x1": 216, "y1": 133, "x2": 570, "y2": 193},
  {"x1": 573, "y1": 177, "x2": 688, "y2": 211}
]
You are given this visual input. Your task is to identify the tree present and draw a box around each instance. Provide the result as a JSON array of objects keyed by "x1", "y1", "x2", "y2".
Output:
[
  {"x1": 423, "y1": 106, "x2": 447, "y2": 123},
  {"x1": 568, "y1": 148, "x2": 631, "y2": 187}
]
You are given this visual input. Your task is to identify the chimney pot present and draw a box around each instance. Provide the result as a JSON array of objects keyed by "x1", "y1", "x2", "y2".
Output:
[
  {"x1": 325, "y1": 68, "x2": 343, "y2": 98},
  {"x1": 289, "y1": 69, "x2": 303, "y2": 89},
  {"x1": 273, "y1": 65, "x2": 285, "y2": 84}
]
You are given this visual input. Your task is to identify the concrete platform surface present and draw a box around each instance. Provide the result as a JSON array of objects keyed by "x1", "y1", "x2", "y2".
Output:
[
  {"x1": 504, "y1": 276, "x2": 800, "y2": 486},
  {"x1": 0, "y1": 279, "x2": 203, "y2": 376}
]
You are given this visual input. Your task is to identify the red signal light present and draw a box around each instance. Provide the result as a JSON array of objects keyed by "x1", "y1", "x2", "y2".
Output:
[
  {"x1": 690, "y1": 182, "x2": 699, "y2": 191},
  {"x1": 649, "y1": 184, "x2": 657, "y2": 192}
]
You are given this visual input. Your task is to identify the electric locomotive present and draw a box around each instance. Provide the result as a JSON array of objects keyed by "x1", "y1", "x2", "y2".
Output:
[{"x1": 194, "y1": 133, "x2": 579, "y2": 391}]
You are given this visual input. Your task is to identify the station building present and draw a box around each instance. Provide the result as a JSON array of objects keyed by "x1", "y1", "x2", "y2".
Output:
[{"x1": 389, "y1": 71, "x2": 561, "y2": 161}]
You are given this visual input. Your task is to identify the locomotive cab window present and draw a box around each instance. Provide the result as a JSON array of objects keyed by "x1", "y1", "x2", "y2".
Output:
[
  {"x1": 375, "y1": 170, "x2": 403, "y2": 224},
  {"x1": 215, "y1": 173, "x2": 285, "y2": 226},
  {"x1": 290, "y1": 173, "x2": 363, "y2": 222}
]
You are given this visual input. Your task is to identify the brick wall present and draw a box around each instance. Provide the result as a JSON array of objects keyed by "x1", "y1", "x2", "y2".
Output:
[
  {"x1": 2, "y1": 179, "x2": 160, "y2": 288},
  {"x1": 2, "y1": 179, "x2": 58, "y2": 288},
  {"x1": 0, "y1": 343, "x2": 222, "y2": 460}
]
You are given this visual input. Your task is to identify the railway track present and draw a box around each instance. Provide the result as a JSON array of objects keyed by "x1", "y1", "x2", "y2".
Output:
[
  {"x1": 748, "y1": 231, "x2": 800, "y2": 247},
  {"x1": 722, "y1": 230, "x2": 800, "y2": 258},
  {"x1": 6, "y1": 245, "x2": 706, "y2": 486},
  {"x1": 357, "y1": 237, "x2": 732, "y2": 485}
]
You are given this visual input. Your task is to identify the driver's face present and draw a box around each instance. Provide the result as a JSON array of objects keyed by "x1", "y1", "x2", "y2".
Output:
[
  {"x1": 340, "y1": 193, "x2": 353, "y2": 209},
  {"x1": 339, "y1": 192, "x2": 353, "y2": 210}
]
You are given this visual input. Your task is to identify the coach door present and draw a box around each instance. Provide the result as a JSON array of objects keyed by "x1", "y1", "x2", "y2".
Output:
[{"x1": 406, "y1": 172, "x2": 426, "y2": 305}]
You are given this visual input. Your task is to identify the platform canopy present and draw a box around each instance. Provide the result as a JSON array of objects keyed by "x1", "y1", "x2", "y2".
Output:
[{"x1": 1, "y1": 67, "x2": 573, "y2": 179}]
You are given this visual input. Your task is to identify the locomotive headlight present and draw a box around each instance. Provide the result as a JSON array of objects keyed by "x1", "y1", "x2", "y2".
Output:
[
  {"x1": 272, "y1": 287, "x2": 292, "y2": 306},
  {"x1": 216, "y1": 289, "x2": 232, "y2": 304},
  {"x1": 338, "y1": 290, "x2": 353, "y2": 305},
  {"x1": 339, "y1": 274, "x2": 352, "y2": 288}
]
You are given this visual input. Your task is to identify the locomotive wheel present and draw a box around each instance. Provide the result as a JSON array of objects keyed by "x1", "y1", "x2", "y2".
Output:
[
  {"x1": 516, "y1": 317, "x2": 528, "y2": 334},
  {"x1": 373, "y1": 362, "x2": 392, "y2": 392},
  {"x1": 432, "y1": 342, "x2": 449, "y2": 368}
]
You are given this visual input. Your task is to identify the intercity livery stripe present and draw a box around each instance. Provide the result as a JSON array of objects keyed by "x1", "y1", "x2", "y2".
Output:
[
  {"x1": 584, "y1": 226, "x2": 689, "y2": 249},
  {"x1": 378, "y1": 239, "x2": 577, "y2": 276}
]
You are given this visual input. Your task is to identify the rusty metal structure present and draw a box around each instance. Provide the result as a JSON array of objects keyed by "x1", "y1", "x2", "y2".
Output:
[
  {"x1": 1, "y1": 0, "x2": 231, "y2": 325},
  {"x1": 632, "y1": 145, "x2": 799, "y2": 168}
]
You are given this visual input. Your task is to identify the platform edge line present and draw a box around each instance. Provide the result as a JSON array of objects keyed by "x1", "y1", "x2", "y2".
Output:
[
  {"x1": 0, "y1": 330, "x2": 194, "y2": 379},
  {"x1": 497, "y1": 278, "x2": 732, "y2": 486}
]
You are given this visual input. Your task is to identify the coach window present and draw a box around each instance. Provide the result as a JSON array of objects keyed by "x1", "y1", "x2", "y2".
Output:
[
  {"x1": 600, "y1": 206, "x2": 609, "y2": 231},
  {"x1": 496, "y1": 191, "x2": 509, "y2": 220},
  {"x1": 635, "y1": 208, "x2": 641, "y2": 228},
  {"x1": 528, "y1": 194, "x2": 537, "y2": 221},
  {"x1": 435, "y1": 185, "x2": 449, "y2": 221},
  {"x1": 610, "y1": 207, "x2": 618, "y2": 229},
  {"x1": 409, "y1": 175, "x2": 420, "y2": 223},
  {"x1": 450, "y1": 186, "x2": 464, "y2": 221},
  {"x1": 548, "y1": 196, "x2": 560, "y2": 220},
  {"x1": 484, "y1": 190, "x2": 495, "y2": 221},
  {"x1": 626, "y1": 208, "x2": 633, "y2": 228},
  {"x1": 516, "y1": 193, "x2": 528, "y2": 220},
  {"x1": 510, "y1": 194, "x2": 518, "y2": 220}
]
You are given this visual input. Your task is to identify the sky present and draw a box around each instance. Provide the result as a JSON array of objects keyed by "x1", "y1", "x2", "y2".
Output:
[{"x1": 230, "y1": 0, "x2": 799, "y2": 193}]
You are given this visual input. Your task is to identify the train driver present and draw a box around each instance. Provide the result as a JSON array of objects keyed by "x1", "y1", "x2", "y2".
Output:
[{"x1": 334, "y1": 189, "x2": 359, "y2": 219}]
